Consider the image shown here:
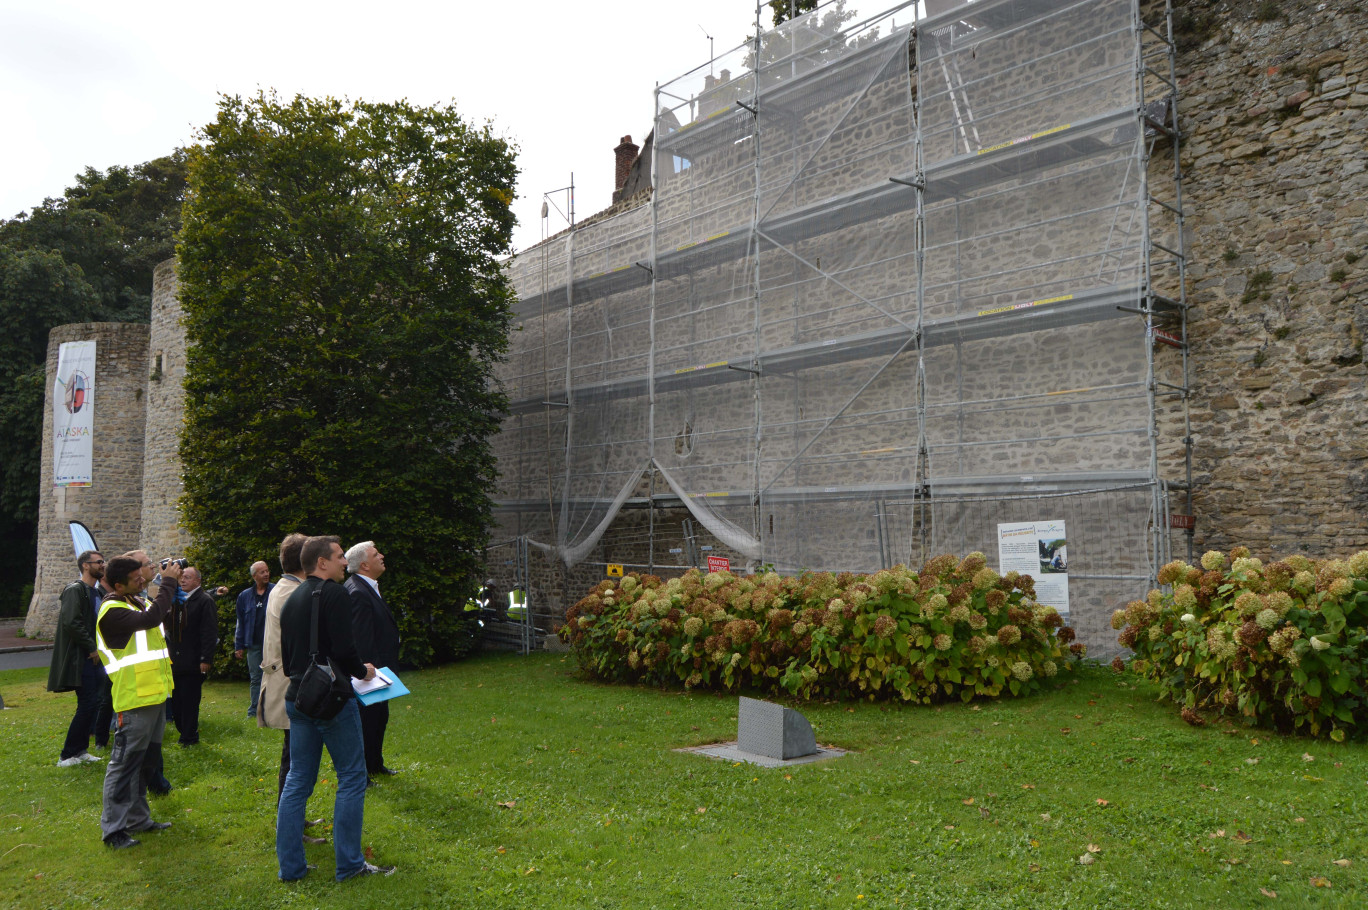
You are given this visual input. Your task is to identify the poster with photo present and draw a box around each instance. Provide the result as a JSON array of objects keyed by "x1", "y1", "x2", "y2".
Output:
[
  {"x1": 54, "y1": 340, "x2": 96, "y2": 487},
  {"x1": 997, "y1": 520, "x2": 1069, "y2": 620}
]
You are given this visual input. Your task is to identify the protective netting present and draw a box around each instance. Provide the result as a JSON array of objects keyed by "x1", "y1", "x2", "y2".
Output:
[{"x1": 493, "y1": 0, "x2": 1187, "y2": 616}]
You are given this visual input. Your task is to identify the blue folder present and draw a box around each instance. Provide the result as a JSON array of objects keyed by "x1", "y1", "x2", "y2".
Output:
[{"x1": 353, "y1": 666, "x2": 410, "y2": 705}]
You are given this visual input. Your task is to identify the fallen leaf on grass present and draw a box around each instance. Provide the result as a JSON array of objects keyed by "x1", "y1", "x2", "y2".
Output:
[
  {"x1": 524, "y1": 866, "x2": 538, "y2": 876},
  {"x1": 963, "y1": 798, "x2": 975, "y2": 805},
  {"x1": 1309, "y1": 876, "x2": 1331, "y2": 888},
  {"x1": 496, "y1": 846, "x2": 506, "y2": 854},
  {"x1": 1095, "y1": 799, "x2": 1109, "y2": 807},
  {"x1": 1223, "y1": 857, "x2": 1243, "y2": 866},
  {"x1": 909, "y1": 760, "x2": 921, "y2": 765},
  {"x1": 1060, "y1": 728, "x2": 1072, "y2": 735},
  {"x1": 1245, "y1": 758, "x2": 1260, "y2": 765},
  {"x1": 1086, "y1": 844, "x2": 1102, "y2": 854},
  {"x1": 696, "y1": 807, "x2": 707, "y2": 814},
  {"x1": 1074, "y1": 714, "x2": 1083, "y2": 719},
  {"x1": 1302, "y1": 775, "x2": 1324, "y2": 782},
  {"x1": 1332, "y1": 859, "x2": 1352, "y2": 868},
  {"x1": 364, "y1": 846, "x2": 374, "y2": 859},
  {"x1": 1209, "y1": 830, "x2": 1226, "y2": 839},
  {"x1": 1021, "y1": 784, "x2": 1035, "y2": 790},
  {"x1": 1302, "y1": 753, "x2": 1315, "y2": 762},
  {"x1": 1078, "y1": 853, "x2": 1095, "y2": 866},
  {"x1": 1232, "y1": 831, "x2": 1253, "y2": 844},
  {"x1": 1199, "y1": 783, "x2": 1218, "y2": 791},
  {"x1": 1260, "y1": 887, "x2": 1277, "y2": 898},
  {"x1": 1040, "y1": 814, "x2": 1051, "y2": 821},
  {"x1": 944, "y1": 825, "x2": 955, "y2": 830},
  {"x1": 1030, "y1": 839, "x2": 1040, "y2": 848},
  {"x1": 497, "y1": 800, "x2": 517, "y2": 809},
  {"x1": 1028, "y1": 863, "x2": 1041, "y2": 873}
]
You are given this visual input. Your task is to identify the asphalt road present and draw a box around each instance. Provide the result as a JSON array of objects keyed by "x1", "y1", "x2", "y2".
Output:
[{"x1": 0, "y1": 650, "x2": 51, "y2": 671}]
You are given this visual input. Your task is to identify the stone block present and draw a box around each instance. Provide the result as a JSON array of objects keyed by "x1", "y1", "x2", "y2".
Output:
[{"x1": 737, "y1": 696, "x2": 817, "y2": 761}]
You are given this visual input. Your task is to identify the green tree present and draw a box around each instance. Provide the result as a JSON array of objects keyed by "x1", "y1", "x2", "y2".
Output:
[
  {"x1": 178, "y1": 93, "x2": 517, "y2": 666},
  {"x1": 768, "y1": 0, "x2": 819, "y2": 26},
  {"x1": 0, "y1": 153, "x2": 186, "y2": 616}
]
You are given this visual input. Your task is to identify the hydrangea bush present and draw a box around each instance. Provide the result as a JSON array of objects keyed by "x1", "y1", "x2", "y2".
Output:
[
  {"x1": 562, "y1": 554, "x2": 1084, "y2": 703},
  {"x1": 1113, "y1": 547, "x2": 1368, "y2": 741}
]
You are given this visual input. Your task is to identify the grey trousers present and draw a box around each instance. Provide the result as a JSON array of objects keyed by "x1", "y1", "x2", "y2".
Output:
[{"x1": 100, "y1": 703, "x2": 166, "y2": 840}]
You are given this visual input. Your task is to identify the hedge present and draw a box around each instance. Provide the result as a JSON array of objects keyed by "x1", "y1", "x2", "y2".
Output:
[
  {"x1": 562, "y1": 555, "x2": 1084, "y2": 703},
  {"x1": 1113, "y1": 547, "x2": 1368, "y2": 741}
]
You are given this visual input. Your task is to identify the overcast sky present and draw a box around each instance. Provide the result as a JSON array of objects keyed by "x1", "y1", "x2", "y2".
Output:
[{"x1": 0, "y1": 0, "x2": 773, "y2": 254}]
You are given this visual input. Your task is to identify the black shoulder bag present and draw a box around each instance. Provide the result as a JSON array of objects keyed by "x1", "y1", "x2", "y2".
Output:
[{"x1": 293, "y1": 585, "x2": 354, "y2": 720}]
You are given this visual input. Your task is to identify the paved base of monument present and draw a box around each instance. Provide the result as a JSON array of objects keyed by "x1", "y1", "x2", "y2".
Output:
[{"x1": 676, "y1": 742, "x2": 848, "y2": 768}]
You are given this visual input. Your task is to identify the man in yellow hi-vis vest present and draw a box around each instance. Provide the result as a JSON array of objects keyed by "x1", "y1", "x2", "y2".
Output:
[{"x1": 95, "y1": 554, "x2": 182, "y2": 848}]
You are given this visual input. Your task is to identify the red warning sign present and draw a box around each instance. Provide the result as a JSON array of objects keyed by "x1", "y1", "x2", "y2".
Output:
[{"x1": 706, "y1": 555, "x2": 730, "y2": 574}]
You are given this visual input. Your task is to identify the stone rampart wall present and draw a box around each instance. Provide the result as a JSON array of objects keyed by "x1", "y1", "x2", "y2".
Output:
[{"x1": 25, "y1": 323, "x2": 149, "y2": 637}]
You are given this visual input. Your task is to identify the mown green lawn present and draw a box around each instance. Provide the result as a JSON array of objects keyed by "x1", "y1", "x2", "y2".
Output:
[{"x1": 2, "y1": 652, "x2": 1365, "y2": 909}]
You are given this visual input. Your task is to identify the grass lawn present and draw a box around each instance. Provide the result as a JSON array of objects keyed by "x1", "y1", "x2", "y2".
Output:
[{"x1": 2, "y1": 651, "x2": 1366, "y2": 909}]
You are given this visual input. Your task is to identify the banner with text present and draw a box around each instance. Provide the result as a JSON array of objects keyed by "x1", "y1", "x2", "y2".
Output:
[
  {"x1": 53, "y1": 340, "x2": 96, "y2": 487},
  {"x1": 997, "y1": 520, "x2": 1069, "y2": 621}
]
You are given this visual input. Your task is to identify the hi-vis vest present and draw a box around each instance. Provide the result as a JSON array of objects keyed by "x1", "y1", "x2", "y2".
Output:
[{"x1": 96, "y1": 599, "x2": 175, "y2": 712}]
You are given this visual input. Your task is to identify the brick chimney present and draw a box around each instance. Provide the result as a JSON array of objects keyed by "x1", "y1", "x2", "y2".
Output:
[{"x1": 613, "y1": 135, "x2": 639, "y2": 201}]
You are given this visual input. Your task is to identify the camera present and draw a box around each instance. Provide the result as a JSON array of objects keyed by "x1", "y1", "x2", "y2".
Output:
[{"x1": 160, "y1": 557, "x2": 189, "y2": 570}]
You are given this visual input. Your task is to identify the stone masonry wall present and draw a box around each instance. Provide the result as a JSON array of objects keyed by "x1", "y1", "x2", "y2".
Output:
[
  {"x1": 25, "y1": 323, "x2": 149, "y2": 638},
  {"x1": 1175, "y1": 0, "x2": 1368, "y2": 558},
  {"x1": 140, "y1": 259, "x2": 191, "y2": 562}
]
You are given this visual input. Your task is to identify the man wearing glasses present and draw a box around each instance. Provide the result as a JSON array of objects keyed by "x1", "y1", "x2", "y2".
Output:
[{"x1": 48, "y1": 550, "x2": 108, "y2": 766}]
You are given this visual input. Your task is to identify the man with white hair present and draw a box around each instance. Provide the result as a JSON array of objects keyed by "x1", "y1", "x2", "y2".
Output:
[
  {"x1": 234, "y1": 560, "x2": 274, "y2": 718},
  {"x1": 343, "y1": 540, "x2": 401, "y2": 782}
]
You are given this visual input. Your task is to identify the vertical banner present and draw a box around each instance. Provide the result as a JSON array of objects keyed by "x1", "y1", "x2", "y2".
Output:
[
  {"x1": 54, "y1": 340, "x2": 96, "y2": 487},
  {"x1": 997, "y1": 520, "x2": 1069, "y2": 621}
]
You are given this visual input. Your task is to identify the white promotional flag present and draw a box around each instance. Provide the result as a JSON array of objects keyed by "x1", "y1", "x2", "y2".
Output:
[{"x1": 53, "y1": 340, "x2": 96, "y2": 487}]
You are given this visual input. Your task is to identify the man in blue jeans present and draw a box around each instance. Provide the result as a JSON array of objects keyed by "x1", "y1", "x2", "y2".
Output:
[
  {"x1": 275, "y1": 535, "x2": 394, "y2": 882},
  {"x1": 234, "y1": 561, "x2": 274, "y2": 717}
]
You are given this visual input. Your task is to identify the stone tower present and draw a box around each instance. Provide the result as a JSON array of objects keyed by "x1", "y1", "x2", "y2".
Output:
[
  {"x1": 25, "y1": 323, "x2": 149, "y2": 637},
  {"x1": 140, "y1": 258, "x2": 191, "y2": 561}
]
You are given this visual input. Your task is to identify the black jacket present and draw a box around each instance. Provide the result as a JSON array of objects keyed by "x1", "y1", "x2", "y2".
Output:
[
  {"x1": 47, "y1": 581, "x2": 99, "y2": 692},
  {"x1": 344, "y1": 575, "x2": 401, "y2": 670},
  {"x1": 280, "y1": 577, "x2": 367, "y2": 702},
  {"x1": 167, "y1": 588, "x2": 219, "y2": 672}
]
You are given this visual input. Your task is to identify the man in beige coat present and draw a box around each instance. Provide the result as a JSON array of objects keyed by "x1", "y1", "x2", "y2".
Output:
[{"x1": 257, "y1": 535, "x2": 307, "y2": 797}]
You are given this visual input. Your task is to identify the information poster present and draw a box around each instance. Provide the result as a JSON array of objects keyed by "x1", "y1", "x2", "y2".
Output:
[
  {"x1": 997, "y1": 520, "x2": 1069, "y2": 620},
  {"x1": 54, "y1": 340, "x2": 96, "y2": 487}
]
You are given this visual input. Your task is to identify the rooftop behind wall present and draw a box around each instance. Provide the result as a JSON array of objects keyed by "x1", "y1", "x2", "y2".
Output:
[{"x1": 496, "y1": 0, "x2": 1190, "y2": 656}]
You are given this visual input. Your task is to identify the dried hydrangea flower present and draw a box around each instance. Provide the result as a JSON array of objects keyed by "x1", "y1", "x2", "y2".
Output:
[
  {"x1": 1040, "y1": 660, "x2": 1058, "y2": 677},
  {"x1": 683, "y1": 616, "x2": 704, "y2": 637},
  {"x1": 933, "y1": 633, "x2": 952, "y2": 651},
  {"x1": 969, "y1": 611, "x2": 988, "y2": 630},
  {"x1": 1111, "y1": 609, "x2": 1128, "y2": 631},
  {"x1": 1011, "y1": 661, "x2": 1033, "y2": 681},
  {"x1": 1201, "y1": 550, "x2": 1227, "y2": 572},
  {"x1": 997, "y1": 625, "x2": 1021, "y2": 647},
  {"x1": 1255, "y1": 608, "x2": 1280, "y2": 631}
]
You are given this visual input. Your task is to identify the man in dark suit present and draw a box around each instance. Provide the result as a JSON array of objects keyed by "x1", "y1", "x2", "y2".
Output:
[
  {"x1": 167, "y1": 565, "x2": 219, "y2": 746},
  {"x1": 343, "y1": 541, "x2": 400, "y2": 781}
]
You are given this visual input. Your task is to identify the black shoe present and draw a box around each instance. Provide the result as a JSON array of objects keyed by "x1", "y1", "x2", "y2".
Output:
[
  {"x1": 149, "y1": 786, "x2": 171, "y2": 796},
  {"x1": 105, "y1": 831, "x2": 141, "y2": 849},
  {"x1": 139, "y1": 821, "x2": 172, "y2": 832},
  {"x1": 376, "y1": 766, "x2": 399, "y2": 776},
  {"x1": 179, "y1": 739, "x2": 199, "y2": 747},
  {"x1": 304, "y1": 817, "x2": 325, "y2": 829},
  {"x1": 366, "y1": 777, "x2": 376, "y2": 789},
  {"x1": 348, "y1": 861, "x2": 396, "y2": 879}
]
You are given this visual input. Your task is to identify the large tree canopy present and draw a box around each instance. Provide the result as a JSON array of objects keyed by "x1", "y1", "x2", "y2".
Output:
[
  {"x1": 0, "y1": 153, "x2": 186, "y2": 615},
  {"x1": 178, "y1": 93, "x2": 517, "y2": 665}
]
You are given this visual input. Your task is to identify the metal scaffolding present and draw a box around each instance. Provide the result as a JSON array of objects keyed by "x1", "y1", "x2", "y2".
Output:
[{"x1": 491, "y1": 0, "x2": 1190, "y2": 655}]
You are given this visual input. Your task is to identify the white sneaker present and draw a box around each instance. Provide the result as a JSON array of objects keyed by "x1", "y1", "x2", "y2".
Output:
[
  {"x1": 78, "y1": 752, "x2": 103, "y2": 763},
  {"x1": 57, "y1": 756, "x2": 83, "y2": 767}
]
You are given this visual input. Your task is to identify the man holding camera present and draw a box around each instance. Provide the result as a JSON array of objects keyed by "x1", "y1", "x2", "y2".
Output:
[
  {"x1": 96, "y1": 555, "x2": 181, "y2": 848},
  {"x1": 167, "y1": 564, "x2": 218, "y2": 746}
]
